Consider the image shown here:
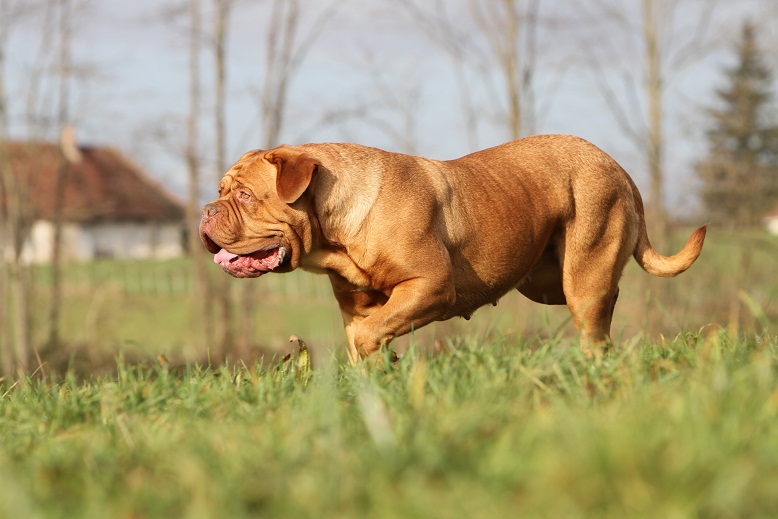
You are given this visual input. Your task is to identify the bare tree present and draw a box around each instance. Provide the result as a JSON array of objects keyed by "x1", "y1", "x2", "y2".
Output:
[
  {"x1": 360, "y1": 61, "x2": 425, "y2": 154},
  {"x1": 257, "y1": 0, "x2": 339, "y2": 149},
  {"x1": 575, "y1": 0, "x2": 721, "y2": 335},
  {"x1": 471, "y1": 0, "x2": 542, "y2": 139},
  {"x1": 0, "y1": 0, "x2": 35, "y2": 376},
  {"x1": 0, "y1": 7, "x2": 8, "y2": 374},
  {"x1": 5, "y1": 0, "x2": 82, "y2": 373},
  {"x1": 47, "y1": 0, "x2": 76, "y2": 350},
  {"x1": 140, "y1": 0, "x2": 233, "y2": 357},
  {"x1": 391, "y1": 0, "x2": 482, "y2": 150},
  {"x1": 212, "y1": 0, "x2": 229, "y2": 172},
  {"x1": 210, "y1": 0, "x2": 234, "y2": 355},
  {"x1": 183, "y1": 0, "x2": 216, "y2": 352},
  {"x1": 642, "y1": 0, "x2": 666, "y2": 246},
  {"x1": 23, "y1": 1, "x2": 57, "y2": 139},
  {"x1": 396, "y1": 0, "x2": 546, "y2": 148},
  {"x1": 237, "y1": 0, "x2": 339, "y2": 350},
  {"x1": 259, "y1": 0, "x2": 299, "y2": 149},
  {"x1": 583, "y1": 0, "x2": 719, "y2": 250},
  {"x1": 151, "y1": 0, "x2": 343, "y2": 356},
  {"x1": 314, "y1": 53, "x2": 426, "y2": 154}
]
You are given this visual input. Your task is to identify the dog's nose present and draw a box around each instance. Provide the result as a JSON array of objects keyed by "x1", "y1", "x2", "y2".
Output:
[{"x1": 202, "y1": 203, "x2": 220, "y2": 219}]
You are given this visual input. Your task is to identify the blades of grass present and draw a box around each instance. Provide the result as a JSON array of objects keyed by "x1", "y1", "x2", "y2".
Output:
[{"x1": 738, "y1": 290, "x2": 771, "y2": 335}]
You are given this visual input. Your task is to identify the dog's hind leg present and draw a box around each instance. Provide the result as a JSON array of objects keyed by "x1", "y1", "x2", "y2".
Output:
[
  {"x1": 559, "y1": 221, "x2": 634, "y2": 356},
  {"x1": 563, "y1": 272, "x2": 622, "y2": 356}
]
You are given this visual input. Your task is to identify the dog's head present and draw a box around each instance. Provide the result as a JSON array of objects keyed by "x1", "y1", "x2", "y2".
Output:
[{"x1": 199, "y1": 147, "x2": 318, "y2": 278}]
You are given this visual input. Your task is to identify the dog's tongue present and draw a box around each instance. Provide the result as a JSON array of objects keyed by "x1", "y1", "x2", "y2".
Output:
[
  {"x1": 213, "y1": 247, "x2": 284, "y2": 275},
  {"x1": 214, "y1": 249, "x2": 239, "y2": 265}
]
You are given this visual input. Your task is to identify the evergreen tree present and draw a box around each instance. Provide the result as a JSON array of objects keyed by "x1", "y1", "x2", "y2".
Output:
[{"x1": 696, "y1": 22, "x2": 778, "y2": 228}]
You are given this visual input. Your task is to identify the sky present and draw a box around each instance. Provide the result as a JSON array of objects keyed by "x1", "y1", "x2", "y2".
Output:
[{"x1": 4, "y1": 0, "x2": 777, "y2": 214}]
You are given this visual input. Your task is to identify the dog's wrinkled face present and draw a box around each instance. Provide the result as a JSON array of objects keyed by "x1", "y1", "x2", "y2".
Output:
[{"x1": 199, "y1": 148, "x2": 317, "y2": 278}]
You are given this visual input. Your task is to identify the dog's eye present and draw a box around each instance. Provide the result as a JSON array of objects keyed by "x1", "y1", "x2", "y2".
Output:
[{"x1": 237, "y1": 190, "x2": 251, "y2": 202}]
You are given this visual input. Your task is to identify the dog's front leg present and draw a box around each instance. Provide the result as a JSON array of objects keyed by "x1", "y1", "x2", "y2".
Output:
[
  {"x1": 350, "y1": 276, "x2": 456, "y2": 360},
  {"x1": 328, "y1": 273, "x2": 387, "y2": 365}
]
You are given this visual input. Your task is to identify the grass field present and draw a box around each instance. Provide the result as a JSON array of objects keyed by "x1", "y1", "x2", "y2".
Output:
[
  {"x1": 1, "y1": 228, "x2": 777, "y2": 517},
  {"x1": 1, "y1": 333, "x2": 777, "y2": 518}
]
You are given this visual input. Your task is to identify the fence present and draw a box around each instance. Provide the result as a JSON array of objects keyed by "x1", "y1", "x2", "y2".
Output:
[{"x1": 33, "y1": 258, "x2": 334, "y2": 300}]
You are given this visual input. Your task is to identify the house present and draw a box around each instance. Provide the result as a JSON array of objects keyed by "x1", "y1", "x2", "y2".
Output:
[
  {"x1": 765, "y1": 207, "x2": 778, "y2": 235},
  {"x1": 1, "y1": 141, "x2": 185, "y2": 263}
]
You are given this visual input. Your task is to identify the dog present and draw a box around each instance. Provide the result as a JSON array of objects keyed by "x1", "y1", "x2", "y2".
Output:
[{"x1": 199, "y1": 134, "x2": 706, "y2": 363}]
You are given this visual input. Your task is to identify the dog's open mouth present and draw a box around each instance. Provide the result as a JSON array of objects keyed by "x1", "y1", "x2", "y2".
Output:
[{"x1": 213, "y1": 245, "x2": 287, "y2": 278}]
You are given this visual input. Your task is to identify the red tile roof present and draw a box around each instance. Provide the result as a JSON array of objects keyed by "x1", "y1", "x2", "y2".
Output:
[{"x1": 2, "y1": 141, "x2": 184, "y2": 223}]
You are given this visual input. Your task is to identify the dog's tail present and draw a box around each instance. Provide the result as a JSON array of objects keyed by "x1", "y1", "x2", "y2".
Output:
[
  {"x1": 634, "y1": 225, "x2": 707, "y2": 277},
  {"x1": 629, "y1": 177, "x2": 707, "y2": 277}
]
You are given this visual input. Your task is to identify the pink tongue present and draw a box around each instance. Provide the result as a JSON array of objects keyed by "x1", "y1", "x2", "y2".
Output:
[
  {"x1": 213, "y1": 247, "x2": 283, "y2": 273},
  {"x1": 214, "y1": 249, "x2": 239, "y2": 265}
]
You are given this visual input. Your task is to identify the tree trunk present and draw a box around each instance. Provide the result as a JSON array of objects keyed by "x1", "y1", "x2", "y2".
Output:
[
  {"x1": 470, "y1": 0, "x2": 540, "y2": 140},
  {"x1": 47, "y1": 0, "x2": 74, "y2": 350},
  {"x1": 0, "y1": 149, "x2": 32, "y2": 375},
  {"x1": 212, "y1": 0, "x2": 233, "y2": 356},
  {"x1": 0, "y1": 0, "x2": 32, "y2": 376},
  {"x1": 642, "y1": 0, "x2": 671, "y2": 334},
  {"x1": 0, "y1": 145, "x2": 33, "y2": 376},
  {"x1": 643, "y1": 0, "x2": 668, "y2": 251},
  {"x1": 185, "y1": 0, "x2": 214, "y2": 353}
]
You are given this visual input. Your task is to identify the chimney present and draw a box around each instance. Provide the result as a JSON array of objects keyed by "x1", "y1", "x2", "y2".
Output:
[{"x1": 60, "y1": 125, "x2": 82, "y2": 164}]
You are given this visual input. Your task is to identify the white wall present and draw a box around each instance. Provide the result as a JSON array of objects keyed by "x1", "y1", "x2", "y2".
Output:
[
  {"x1": 765, "y1": 217, "x2": 778, "y2": 236},
  {"x1": 88, "y1": 222, "x2": 184, "y2": 260},
  {"x1": 5, "y1": 220, "x2": 184, "y2": 263}
]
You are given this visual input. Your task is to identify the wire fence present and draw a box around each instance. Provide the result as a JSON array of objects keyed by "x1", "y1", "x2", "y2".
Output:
[{"x1": 33, "y1": 257, "x2": 334, "y2": 299}]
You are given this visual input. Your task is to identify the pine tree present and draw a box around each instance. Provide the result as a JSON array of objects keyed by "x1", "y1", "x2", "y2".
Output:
[{"x1": 696, "y1": 22, "x2": 778, "y2": 228}]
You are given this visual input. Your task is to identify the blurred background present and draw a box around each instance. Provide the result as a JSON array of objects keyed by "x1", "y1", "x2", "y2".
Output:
[{"x1": 1, "y1": 0, "x2": 777, "y2": 376}]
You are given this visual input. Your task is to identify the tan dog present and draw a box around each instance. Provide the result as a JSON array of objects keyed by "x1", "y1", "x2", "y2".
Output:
[{"x1": 199, "y1": 134, "x2": 706, "y2": 363}]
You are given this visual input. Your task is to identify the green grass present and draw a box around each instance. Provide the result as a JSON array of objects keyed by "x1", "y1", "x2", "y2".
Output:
[
  {"x1": 1, "y1": 332, "x2": 777, "y2": 518},
  {"x1": 22, "y1": 258, "x2": 344, "y2": 369}
]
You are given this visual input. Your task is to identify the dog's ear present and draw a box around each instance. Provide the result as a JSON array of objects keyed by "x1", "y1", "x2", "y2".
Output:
[{"x1": 265, "y1": 148, "x2": 318, "y2": 204}]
